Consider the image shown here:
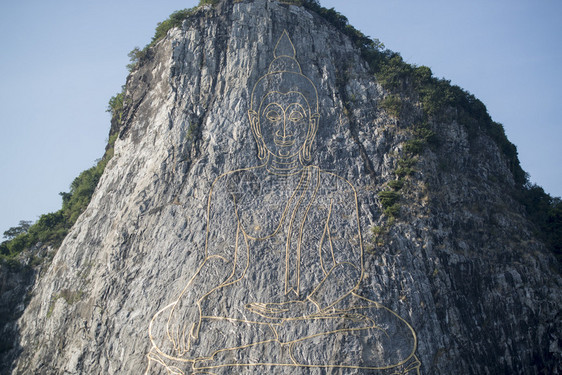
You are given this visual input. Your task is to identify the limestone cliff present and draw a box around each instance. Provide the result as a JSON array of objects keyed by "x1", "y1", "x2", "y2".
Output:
[{"x1": 6, "y1": 1, "x2": 561, "y2": 374}]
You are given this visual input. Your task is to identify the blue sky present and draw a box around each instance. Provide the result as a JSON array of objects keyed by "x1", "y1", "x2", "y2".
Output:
[{"x1": 1, "y1": 0, "x2": 560, "y2": 235}]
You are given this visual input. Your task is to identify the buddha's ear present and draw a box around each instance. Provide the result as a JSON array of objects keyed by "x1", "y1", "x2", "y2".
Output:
[
  {"x1": 248, "y1": 110, "x2": 261, "y2": 137},
  {"x1": 248, "y1": 110, "x2": 267, "y2": 160},
  {"x1": 308, "y1": 113, "x2": 320, "y2": 139},
  {"x1": 303, "y1": 113, "x2": 320, "y2": 162}
]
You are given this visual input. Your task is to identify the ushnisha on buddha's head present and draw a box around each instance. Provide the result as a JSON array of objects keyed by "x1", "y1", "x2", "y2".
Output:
[{"x1": 248, "y1": 31, "x2": 320, "y2": 163}]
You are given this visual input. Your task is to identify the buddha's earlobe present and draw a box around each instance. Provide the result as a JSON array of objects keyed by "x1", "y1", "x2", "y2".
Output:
[
  {"x1": 303, "y1": 114, "x2": 319, "y2": 161},
  {"x1": 248, "y1": 110, "x2": 267, "y2": 160}
]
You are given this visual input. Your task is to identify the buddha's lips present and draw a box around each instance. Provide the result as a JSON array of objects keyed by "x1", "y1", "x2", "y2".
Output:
[{"x1": 274, "y1": 137, "x2": 295, "y2": 147}]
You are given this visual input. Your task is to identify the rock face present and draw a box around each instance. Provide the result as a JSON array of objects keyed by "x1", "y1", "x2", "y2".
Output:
[
  {"x1": 8, "y1": 1, "x2": 561, "y2": 374},
  {"x1": 0, "y1": 262, "x2": 33, "y2": 370}
]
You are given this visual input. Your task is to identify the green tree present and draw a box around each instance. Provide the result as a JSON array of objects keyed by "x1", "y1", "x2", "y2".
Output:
[
  {"x1": 107, "y1": 91, "x2": 124, "y2": 117},
  {"x1": 3, "y1": 220, "x2": 32, "y2": 240},
  {"x1": 126, "y1": 47, "x2": 147, "y2": 72}
]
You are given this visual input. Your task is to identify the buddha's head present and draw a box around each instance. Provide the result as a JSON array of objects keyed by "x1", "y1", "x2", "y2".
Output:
[{"x1": 248, "y1": 31, "x2": 319, "y2": 163}]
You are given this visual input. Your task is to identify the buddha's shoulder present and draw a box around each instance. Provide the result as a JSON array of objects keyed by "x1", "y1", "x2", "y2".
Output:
[
  {"x1": 314, "y1": 166, "x2": 357, "y2": 195},
  {"x1": 210, "y1": 166, "x2": 263, "y2": 194}
]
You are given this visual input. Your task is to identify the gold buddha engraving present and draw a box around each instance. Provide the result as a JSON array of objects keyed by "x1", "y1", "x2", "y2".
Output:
[{"x1": 145, "y1": 31, "x2": 420, "y2": 375}]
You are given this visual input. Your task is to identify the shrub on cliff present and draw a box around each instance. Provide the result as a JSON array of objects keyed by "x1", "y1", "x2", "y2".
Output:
[
  {"x1": 297, "y1": 0, "x2": 559, "y2": 262},
  {"x1": 2, "y1": 221, "x2": 31, "y2": 241},
  {"x1": 0, "y1": 134, "x2": 116, "y2": 263}
]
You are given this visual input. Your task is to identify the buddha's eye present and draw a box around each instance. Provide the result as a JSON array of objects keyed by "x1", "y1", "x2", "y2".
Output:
[
  {"x1": 288, "y1": 111, "x2": 304, "y2": 122},
  {"x1": 266, "y1": 110, "x2": 282, "y2": 122}
]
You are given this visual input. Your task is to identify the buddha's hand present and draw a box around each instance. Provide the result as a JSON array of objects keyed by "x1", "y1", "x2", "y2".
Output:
[
  {"x1": 246, "y1": 300, "x2": 320, "y2": 319},
  {"x1": 167, "y1": 298, "x2": 201, "y2": 356}
]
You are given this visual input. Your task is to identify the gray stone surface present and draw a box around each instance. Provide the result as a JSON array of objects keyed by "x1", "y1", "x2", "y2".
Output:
[{"x1": 8, "y1": 1, "x2": 561, "y2": 374}]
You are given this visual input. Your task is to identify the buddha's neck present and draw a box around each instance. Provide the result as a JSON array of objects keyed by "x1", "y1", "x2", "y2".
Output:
[{"x1": 266, "y1": 155, "x2": 302, "y2": 176}]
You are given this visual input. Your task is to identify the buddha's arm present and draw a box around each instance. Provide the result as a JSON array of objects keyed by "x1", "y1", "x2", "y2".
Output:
[
  {"x1": 168, "y1": 256, "x2": 234, "y2": 354},
  {"x1": 248, "y1": 180, "x2": 363, "y2": 319},
  {"x1": 307, "y1": 264, "x2": 361, "y2": 311},
  {"x1": 168, "y1": 176, "x2": 238, "y2": 354},
  {"x1": 307, "y1": 186, "x2": 362, "y2": 310},
  {"x1": 249, "y1": 262, "x2": 361, "y2": 319}
]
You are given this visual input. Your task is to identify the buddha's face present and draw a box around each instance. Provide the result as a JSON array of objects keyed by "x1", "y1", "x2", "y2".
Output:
[{"x1": 256, "y1": 91, "x2": 316, "y2": 158}]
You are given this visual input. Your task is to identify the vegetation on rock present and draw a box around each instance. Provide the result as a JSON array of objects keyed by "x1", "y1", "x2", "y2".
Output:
[
  {"x1": 368, "y1": 48, "x2": 561, "y2": 262},
  {"x1": 0, "y1": 135, "x2": 117, "y2": 264},
  {"x1": 125, "y1": 0, "x2": 216, "y2": 72},
  {"x1": 301, "y1": 1, "x2": 560, "y2": 262},
  {"x1": 0, "y1": 1, "x2": 214, "y2": 265}
]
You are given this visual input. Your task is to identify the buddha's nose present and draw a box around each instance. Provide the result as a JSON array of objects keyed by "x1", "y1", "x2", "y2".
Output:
[
  {"x1": 275, "y1": 128, "x2": 292, "y2": 138},
  {"x1": 277, "y1": 117, "x2": 294, "y2": 138}
]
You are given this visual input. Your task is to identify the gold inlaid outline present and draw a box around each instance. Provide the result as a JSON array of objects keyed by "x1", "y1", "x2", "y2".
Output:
[{"x1": 145, "y1": 29, "x2": 419, "y2": 375}]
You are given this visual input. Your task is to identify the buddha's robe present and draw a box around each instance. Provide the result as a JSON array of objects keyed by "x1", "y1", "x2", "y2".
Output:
[
  {"x1": 147, "y1": 165, "x2": 418, "y2": 373},
  {"x1": 200, "y1": 165, "x2": 361, "y2": 323}
]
